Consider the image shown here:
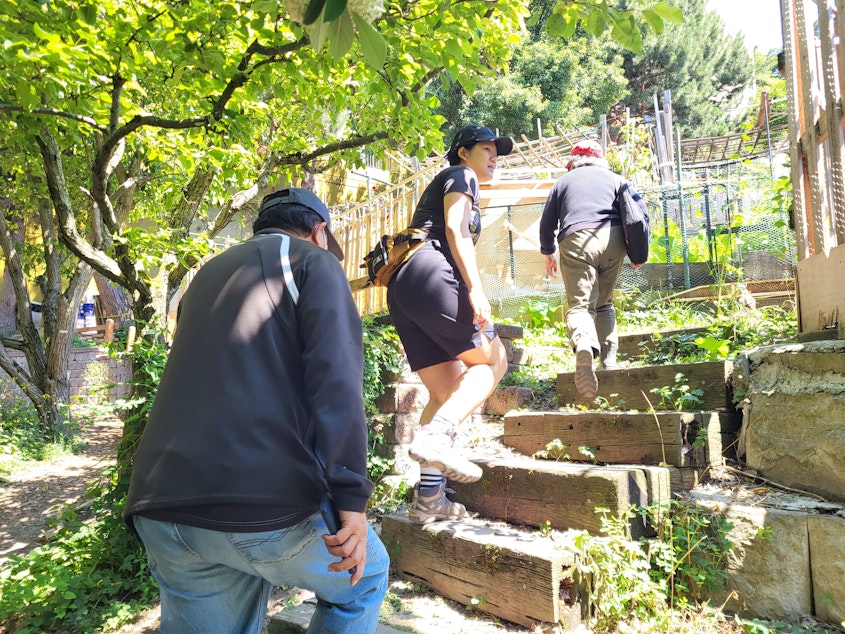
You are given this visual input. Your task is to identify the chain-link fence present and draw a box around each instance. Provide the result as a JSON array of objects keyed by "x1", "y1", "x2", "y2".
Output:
[{"x1": 477, "y1": 173, "x2": 796, "y2": 316}]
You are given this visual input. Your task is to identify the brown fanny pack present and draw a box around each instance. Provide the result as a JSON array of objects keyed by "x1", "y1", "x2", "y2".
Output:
[{"x1": 360, "y1": 228, "x2": 429, "y2": 287}]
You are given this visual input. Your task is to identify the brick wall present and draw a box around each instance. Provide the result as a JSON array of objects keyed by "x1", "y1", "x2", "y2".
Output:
[{"x1": 1, "y1": 348, "x2": 132, "y2": 405}]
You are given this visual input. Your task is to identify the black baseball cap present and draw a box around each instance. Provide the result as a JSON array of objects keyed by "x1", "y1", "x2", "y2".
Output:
[
  {"x1": 449, "y1": 125, "x2": 514, "y2": 157},
  {"x1": 258, "y1": 187, "x2": 344, "y2": 261}
]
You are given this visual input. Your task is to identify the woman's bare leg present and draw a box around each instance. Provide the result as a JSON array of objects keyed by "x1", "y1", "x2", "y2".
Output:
[
  {"x1": 417, "y1": 334, "x2": 507, "y2": 425},
  {"x1": 416, "y1": 360, "x2": 463, "y2": 427},
  {"x1": 409, "y1": 334, "x2": 507, "y2": 484}
]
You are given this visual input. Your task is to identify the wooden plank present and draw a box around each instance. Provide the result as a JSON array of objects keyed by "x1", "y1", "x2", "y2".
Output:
[
  {"x1": 449, "y1": 457, "x2": 672, "y2": 538},
  {"x1": 503, "y1": 410, "x2": 689, "y2": 466},
  {"x1": 668, "y1": 466, "x2": 708, "y2": 491},
  {"x1": 617, "y1": 326, "x2": 709, "y2": 359},
  {"x1": 795, "y1": 243, "x2": 845, "y2": 334},
  {"x1": 698, "y1": 411, "x2": 741, "y2": 466},
  {"x1": 555, "y1": 360, "x2": 734, "y2": 411},
  {"x1": 380, "y1": 513, "x2": 581, "y2": 630}
]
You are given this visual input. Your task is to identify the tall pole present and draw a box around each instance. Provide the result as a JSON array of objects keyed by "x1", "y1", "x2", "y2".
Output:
[
  {"x1": 763, "y1": 91, "x2": 775, "y2": 179},
  {"x1": 675, "y1": 129, "x2": 690, "y2": 289}
]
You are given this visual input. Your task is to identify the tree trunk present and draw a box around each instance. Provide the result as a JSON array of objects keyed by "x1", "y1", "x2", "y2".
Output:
[
  {"x1": 0, "y1": 201, "x2": 22, "y2": 336},
  {"x1": 0, "y1": 269, "x2": 16, "y2": 337},
  {"x1": 115, "y1": 296, "x2": 157, "y2": 485},
  {"x1": 0, "y1": 197, "x2": 91, "y2": 438},
  {"x1": 94, "y1": 272, "x2": 133, "y2": 327}
]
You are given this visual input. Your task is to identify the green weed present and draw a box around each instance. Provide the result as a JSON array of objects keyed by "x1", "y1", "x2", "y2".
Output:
[
  {"x1": 571, "y1": 500, "x2": 735, "y2": 631},
  {"x1": 650, "y1": 373, "x2": 704, "y2": 411},
  {"x1": 533, "y1": 438, "x2": 569, "y2": 461}
]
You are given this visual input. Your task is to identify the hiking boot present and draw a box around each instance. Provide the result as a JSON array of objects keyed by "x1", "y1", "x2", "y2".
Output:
[
  {"x1": 408, "y1": 428, "x2": 482, "y2": 483},
  {"x1": 408, "y1": 481, "x2": 467, "y2": 524},
  {"x1": 600, "y1": 343, "x2": 619, "y2": 370},
  {"x1": 574, "y1": 348, "x2": 598, "y2": 399}
]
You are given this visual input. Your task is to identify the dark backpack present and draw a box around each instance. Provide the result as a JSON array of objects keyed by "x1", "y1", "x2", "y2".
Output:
[{"x1": 616, "y1": 179, "x2": 650, "y2": 265}]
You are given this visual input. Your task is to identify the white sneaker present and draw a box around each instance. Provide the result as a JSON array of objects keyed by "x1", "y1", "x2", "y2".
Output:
[{"x1": 408, "y1": 429, "x2": 482, "y2": 483}]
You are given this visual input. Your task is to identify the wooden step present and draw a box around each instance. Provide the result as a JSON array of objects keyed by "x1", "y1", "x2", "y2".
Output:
[
  {"x1": 448, "y1": 456, "x2": 672, "y2": 538},
  {"x1": 556, "y1": 360, "x2": 735, "y2": 410},
  {"x1": 503, "y1": 410, "x2": 740, "y2": 469},
  {"x1": 380, "y1": 512, "x2": 582, "y2": 631},
  {"x1": 510, "y1": 345, "x2": 566, "y2": 366},
  {"x1": 617, "y1": 326, "x2": 709, "y2": 360}
]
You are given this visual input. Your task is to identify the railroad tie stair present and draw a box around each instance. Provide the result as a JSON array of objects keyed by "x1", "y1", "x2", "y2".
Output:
[{"x1": 380, "y1": 327, "x2": 743, "y2": 631}]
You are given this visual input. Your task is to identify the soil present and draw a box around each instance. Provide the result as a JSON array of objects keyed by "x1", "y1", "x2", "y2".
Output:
[{"x1": 0, "y1": 416, "x2": 122, "y2": 565}]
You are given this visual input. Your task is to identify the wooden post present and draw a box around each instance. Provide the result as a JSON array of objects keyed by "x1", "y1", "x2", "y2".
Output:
[{"x1": 126, "y1": 325, "x2": 136, "y2": 353}]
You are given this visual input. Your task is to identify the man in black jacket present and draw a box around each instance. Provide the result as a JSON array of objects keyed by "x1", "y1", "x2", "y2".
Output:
[{"x1": 125, "y1": 188, "x2": 389, "y2": 633}]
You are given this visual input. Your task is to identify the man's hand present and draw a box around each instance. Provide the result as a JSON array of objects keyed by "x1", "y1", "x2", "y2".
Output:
[
  {"x1": 321, "y1": 509, "x2": 369, "y2": 586},
  {"x1": 545, "y1": 253, "x2": 558, "y2": 279}
]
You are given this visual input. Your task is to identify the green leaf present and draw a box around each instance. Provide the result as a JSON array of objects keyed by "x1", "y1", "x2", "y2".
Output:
[
  {"x1": 652, "y1": 1, "x2": 684, "y2": 23},
  {"x1": 78, "y1": 5, "x2": 98, "y2": 25},
  {"x1": 32, "y1": 23, "x2": 58, "y2": 43},
  {"x1": 328, "y1": 10, "x2": 354, "y2": 60},
  {"x1": 323, "y1": 0, "x2": 347, "y2": 23},
  {"x1": 584, "y1": 7, "x2": 607, "y2": 37},
  {"x1": 642, "y1": 9, "x2": 665, "y2": 35},
  {"x1": 611, "y1": 15, "x2": 642, "y2": 54},
  {"x1": 352, "y1": 12, "x2": 386, "y2": 70},
  {"x1": 546, "y1": 12, "x2": 576, "y2": 39},
  {"x1": 309, "y1": 16, "x2": 330, "y2": 51},
  {"x1": 303, "y1": 0, "x2": 326, "y2": 25},
  {"x1": 252, "y1": 0, "x2": 277, "y2": 13}
]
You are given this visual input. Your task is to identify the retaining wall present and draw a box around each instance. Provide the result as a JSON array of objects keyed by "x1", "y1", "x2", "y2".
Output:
[{"x1": 1, "y1": 348, "x2": 132, "y2": 405}]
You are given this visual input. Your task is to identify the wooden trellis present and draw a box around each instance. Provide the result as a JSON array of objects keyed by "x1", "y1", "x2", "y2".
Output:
[{"x1": 781, "y1": 0, "x2": 845, "y2": 336}]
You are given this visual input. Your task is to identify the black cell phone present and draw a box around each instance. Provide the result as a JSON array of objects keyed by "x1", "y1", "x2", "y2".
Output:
[
  {"x1": 320, "y1": 493, "x2": 342, "y2": 535},
  {"x1": 320, "y1": 493, "x2": 356, "y2": 575}
]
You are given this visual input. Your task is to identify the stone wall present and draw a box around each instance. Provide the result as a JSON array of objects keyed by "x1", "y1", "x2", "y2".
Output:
[
  {"x1": 1, "y1": 348, "x2": 132, "y2": 405},
  {"x1": 693, "y1": 491, "x2": 845, "y2": 625},
  {"x1": 734, "y1": 339, "x2": 845, "y2": 503}
]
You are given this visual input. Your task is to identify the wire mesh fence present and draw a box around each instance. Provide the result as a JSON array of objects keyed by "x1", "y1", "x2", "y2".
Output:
[{"x1": 477, "y1": 173, "x2": 796, "y2": 317}]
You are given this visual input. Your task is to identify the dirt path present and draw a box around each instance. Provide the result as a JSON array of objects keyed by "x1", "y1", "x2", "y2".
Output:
[
  {"x1": 0, "y1": 416, "x2": 123, "y2": 564},
  {"x1": 0, "y1": 417, "x2": 529, "y2": 633}
]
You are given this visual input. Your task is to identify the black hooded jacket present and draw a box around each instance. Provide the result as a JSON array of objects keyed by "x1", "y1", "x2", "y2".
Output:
[{"x1": 124, "y1": 229, "x2": 372, "y2": 532}]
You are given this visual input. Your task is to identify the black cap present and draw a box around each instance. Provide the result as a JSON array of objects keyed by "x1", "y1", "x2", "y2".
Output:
[
  {"x1": 257, "y1": 188, "x2": 344, "y2": 261},
  {"x1": 449, "y1": 125, "x2": 514, "y2": 156}
]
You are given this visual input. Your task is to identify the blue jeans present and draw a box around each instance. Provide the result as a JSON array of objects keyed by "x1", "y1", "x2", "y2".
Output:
[{"x1": 133, "y1": 512, "x2": 389, "y2": 634}]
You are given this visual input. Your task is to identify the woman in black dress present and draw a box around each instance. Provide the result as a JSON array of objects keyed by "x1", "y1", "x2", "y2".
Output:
[{"x1": 388, "y1": 124, "x2": 513, "y2": 524}]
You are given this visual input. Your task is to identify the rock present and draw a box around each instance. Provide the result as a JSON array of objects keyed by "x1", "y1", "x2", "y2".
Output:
[{"x1": 485, "y1": 386, "x2": 533, "y2": 415}]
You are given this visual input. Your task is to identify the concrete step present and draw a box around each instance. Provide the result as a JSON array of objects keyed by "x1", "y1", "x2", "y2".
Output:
[
  {"x1": 503, "y1": 409, "x2": 741, "y2": 469},
  {"x1": 379, "y1": 512, "x2": 582, "y2": 631},
  {"x1": 556, "y1": 360, "x2": 736, "y2": 410},
  {"x1": 448, "y1": 456, "x2": 672, "y2": 538}
]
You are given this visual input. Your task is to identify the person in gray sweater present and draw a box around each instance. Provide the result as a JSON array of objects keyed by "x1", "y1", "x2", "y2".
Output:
[
  {"x1": 125, "y1": 188, "x2": 388, "y2": 633},
  {"x1": 539, "y1": 140, "x2": 644, "y2": 399}
]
